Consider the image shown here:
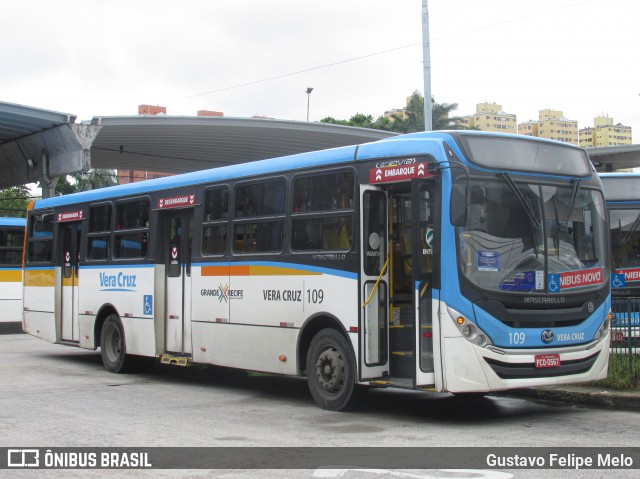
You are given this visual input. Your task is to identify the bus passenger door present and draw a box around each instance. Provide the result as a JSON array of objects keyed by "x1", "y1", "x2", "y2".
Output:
[
  {"x1": 60, "y1": 221, "x2": 81, "y2": 342},
  {"x1": 359, "y1": 185, "x2": 389, "y2": 380},
  {"x1": 164, "y1": 211, "x2": 194, "y2": 355},
  {"x1": 412, "y1": 180, "x2": 436, "y2": 386}
]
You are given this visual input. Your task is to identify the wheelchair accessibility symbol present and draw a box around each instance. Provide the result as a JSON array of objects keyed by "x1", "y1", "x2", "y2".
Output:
[
  {"x1": 143, "y1": 295, "x2": 153, "y2": 315},
  {"x1": 612, "y1": 274, "x2": 626, "y2": 289},
  {"x1": 547, "y1": 274, "x2": 561, "y2": 293}
]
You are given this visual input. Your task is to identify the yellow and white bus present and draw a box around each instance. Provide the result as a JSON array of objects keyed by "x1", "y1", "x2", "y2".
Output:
[
  {"x1": 0, "y1": 217, "x2": 26, "y2": 331},
  {"x1": 23, "y1": 131, "x2": 611, "y2": 410}
]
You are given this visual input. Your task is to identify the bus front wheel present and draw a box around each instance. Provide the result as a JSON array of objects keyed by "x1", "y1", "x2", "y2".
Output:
[
  {"x1": 100, "y1": 314, "x2": 132, "y2": 373},
  {"x1": 306, "y1": 328, "x2": 358, "y2": 411}
]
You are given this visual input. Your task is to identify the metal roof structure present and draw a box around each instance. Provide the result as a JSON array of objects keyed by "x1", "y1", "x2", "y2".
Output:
[
  {"x1": 1, "y1": 101, "x2": 639, "y2": 194},
  {"x1": 588, "y1": 144, "x2": 640, "y2": 172},
  {"x1": 0, "y1": 102, "x2": 76, "y2": 143},
  {"x1": 88, "y1": 115, "x2": 396, "y2": 174}
]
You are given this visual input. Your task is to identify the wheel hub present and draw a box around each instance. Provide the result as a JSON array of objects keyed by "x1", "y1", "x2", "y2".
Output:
[{"x1": 315, "y1": 346, "x2": 345, "y2": 393}]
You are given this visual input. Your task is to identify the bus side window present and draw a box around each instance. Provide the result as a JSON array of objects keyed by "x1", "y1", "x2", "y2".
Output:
[
  {"x1": 87, "y1": 204, "x2": 112, "y2": 261},
  {"x1": 114, "y1": 199, "x2": 149, "y2": 260}
]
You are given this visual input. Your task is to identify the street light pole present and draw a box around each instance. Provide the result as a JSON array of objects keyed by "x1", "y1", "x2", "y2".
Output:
[
  {"x1": 422, "y1": 0, "x2": 432, "y2": 131},
  {"x1": 306, "y1": 87, "x2": 314, "y2": 121}
]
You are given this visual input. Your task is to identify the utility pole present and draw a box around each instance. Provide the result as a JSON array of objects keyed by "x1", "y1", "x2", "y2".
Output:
[{"x1": 422, "y1": 0, "x2": 432, "y2": 131}]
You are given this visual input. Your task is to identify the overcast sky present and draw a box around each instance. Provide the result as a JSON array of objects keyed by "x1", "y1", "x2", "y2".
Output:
[{"x1": 3, "y1": 0, "x2": 639, "y2": 141}]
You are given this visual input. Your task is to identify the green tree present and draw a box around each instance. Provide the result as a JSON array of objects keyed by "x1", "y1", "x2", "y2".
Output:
[
  {"x1": 321, "y1": 91, "x2": 471, "y2": 133},
  {"x1": 53, "y1": 176, "x2": 77, "y2": 196},
  {"x1": 40, "y1": 169, "x2": 118, "y2": 196},
  {"x1": 0, "y1": 185, "x2": 31, "y2": 218},
  {"x1": 72, "y1": 169, "x2": 118, "y2": 191}
]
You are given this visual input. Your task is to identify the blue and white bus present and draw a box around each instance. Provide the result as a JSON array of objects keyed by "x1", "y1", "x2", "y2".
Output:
[
  {"x1": 0, "y1": 217, "x2": 26, "y2": 330},
  {"x1": 23, "y1": 131, "x2": 611, "y2": 410},
  {"x1": 600, "y1": 173, "x2": 640, "y2": 346}
]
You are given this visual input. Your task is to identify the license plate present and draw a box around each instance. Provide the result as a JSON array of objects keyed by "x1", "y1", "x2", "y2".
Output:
[
  {"x1": 535, "y1": 354, "x2": 561, "y2": 368},
  {"x1": 611, "y1": 331, "x2": 624, "y2": 343}
]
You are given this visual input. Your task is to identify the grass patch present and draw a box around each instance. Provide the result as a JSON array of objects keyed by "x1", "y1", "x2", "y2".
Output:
[{"x1": 591, "y1": 352, "x2": 640, "y2": 390}]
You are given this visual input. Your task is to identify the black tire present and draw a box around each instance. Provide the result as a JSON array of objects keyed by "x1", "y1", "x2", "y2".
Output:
[
  {"x1": 306, "y1": 328, "x2": 359, "y2": 411},
  {"x1": 100, "y1": 314, "x2": 133, "y2": 373}
]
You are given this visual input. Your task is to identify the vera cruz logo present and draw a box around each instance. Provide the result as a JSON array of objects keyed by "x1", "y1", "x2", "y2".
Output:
[
  {"x1": 98, "y1": 272, "x2": 138, "y2": 292},
  {"x1": 541, "y1": 330, "x2": 554, "y2": 344}
]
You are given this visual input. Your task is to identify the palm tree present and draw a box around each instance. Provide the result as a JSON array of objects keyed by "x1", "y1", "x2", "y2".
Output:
[{"x1": 389, "y1": 91, "x2": 467, "y2": 133}]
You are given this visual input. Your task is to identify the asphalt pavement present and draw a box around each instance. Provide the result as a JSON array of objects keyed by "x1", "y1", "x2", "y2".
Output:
[{"x1": 2, "y1": 326, "x2": 638, "y2": 411}]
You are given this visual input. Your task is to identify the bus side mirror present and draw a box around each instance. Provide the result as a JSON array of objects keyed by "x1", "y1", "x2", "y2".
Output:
[{"x1": 450, "y1": 182, "x2": 468, "y2": 227}]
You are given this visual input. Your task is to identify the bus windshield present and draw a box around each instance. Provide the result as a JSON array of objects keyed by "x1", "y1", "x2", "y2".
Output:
[
  {"x1": 610, "y1": 207, "x2": 640, "y2": 271},
  {"x1": 459, "y1": 176, "x2": 608, "y2": 294}
]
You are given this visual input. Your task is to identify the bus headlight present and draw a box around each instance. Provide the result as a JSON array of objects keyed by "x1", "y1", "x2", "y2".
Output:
[
  {"x1": 447, "y1": 306, "x2": 492, "y2": 348},
  {"x1": 593, "y1": 311, "x2": 611, "y2": 341}
]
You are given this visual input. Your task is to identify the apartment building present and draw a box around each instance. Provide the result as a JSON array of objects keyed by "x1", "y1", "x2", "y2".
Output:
[
  {"x1": 459, "y1": 102, "x2": 517, "y2": 133},
  {"x1": 579, "y1": 116, "x2": 632, "y2": 147}
]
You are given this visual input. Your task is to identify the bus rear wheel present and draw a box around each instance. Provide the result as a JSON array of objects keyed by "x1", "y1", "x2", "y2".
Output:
[
  {"x1": 100, "y1": 314, "x2": 133, "y2": 373},
  {"x1": 306, "y1": 328, "x2": 358, "y2": 411}
]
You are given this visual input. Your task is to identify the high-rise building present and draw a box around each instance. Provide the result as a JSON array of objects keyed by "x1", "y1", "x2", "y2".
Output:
[
  {"x1": 459, "y1": 102, "x2": 517, "y2": 133},
  {"x1": 579, "y1": 116, "x2": 632, "y2": 147},
  {"x1": 517, "y1": 120, "x2": 538, "y2": 138},
  {"x1": 516, "y1": 109, "x2": 578, "y2": 145},
  {"x1": 536, "y1": 109, "x2": 579, "y2": 145}
]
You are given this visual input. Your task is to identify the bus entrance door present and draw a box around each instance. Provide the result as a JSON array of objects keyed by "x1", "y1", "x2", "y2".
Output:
[
  {"x1": 60, "y1": 221, "x2": 81, "y2": 342},
  {"x1": 411, "y1": 180, "x2": 436, "y2": 386},
  {"x1": 164, "y1": 211, "x2": 194, "y2": 355},
  {"x1": 359, "y1": 185, "x2": 389, "y2": 380}
]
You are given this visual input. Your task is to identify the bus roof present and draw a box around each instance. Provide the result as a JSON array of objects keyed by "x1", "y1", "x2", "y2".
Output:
[
  {"x1": 32, "y1": 143, "x2": 360, "y2": 210},
  {"x1": 31, "y1": 131, "x2": 591, "y2": 211},
  {"x1": 0, "y1": 217, "x2": 26, "y2": 227}
]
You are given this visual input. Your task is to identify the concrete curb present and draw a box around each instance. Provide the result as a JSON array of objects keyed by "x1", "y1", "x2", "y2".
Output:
[{"x1": 504, "y1": 386, "x2": 640, "y2": 411}]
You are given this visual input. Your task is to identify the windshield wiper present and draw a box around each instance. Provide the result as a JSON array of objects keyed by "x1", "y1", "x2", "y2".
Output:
[
  {"x1": 499, "y1": 173, "x2": 541, "y2": 256},
  {"x1": 551, "y1": 179, "x2": 581, "y2": 259},
  {"x1": 499, "y1": 173, "x2": 541, "y2": 231},
  {"x1": 557, "y1": 179, "x2": 581, "y2": 230}
]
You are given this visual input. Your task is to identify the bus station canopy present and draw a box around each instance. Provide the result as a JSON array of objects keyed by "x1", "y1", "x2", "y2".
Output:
[
  {"x1": 1, "y1": 101, "x2": 639, "y2": 190},
  {"x1": 0, "y1": 101, "x2": 395, "y2": 191}
]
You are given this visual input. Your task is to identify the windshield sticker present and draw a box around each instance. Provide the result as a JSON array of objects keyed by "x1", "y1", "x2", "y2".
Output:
[
  {"x1": 477, "y1": 251, "x2": 500, "y2": 271},
  {"x1": 498, "y1": 271, "x2": 544, "y2": 291},
  {"x1": 616, "y1": 267, "x2": 640, "y2": 283},
  {"x1": 500, "y1": 271, "x2": 536, "y2": 291},
  {"x1": 612, "y1": 273, "x2": 626, "y2": 289},
  {"x1": 548, "y1": 267, "x2": 603, "y2": 292}
]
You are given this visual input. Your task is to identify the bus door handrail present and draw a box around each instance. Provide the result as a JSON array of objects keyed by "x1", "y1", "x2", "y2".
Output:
[{"x1": 361, "y1": 254, "x2": 390, "y2": 308}]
